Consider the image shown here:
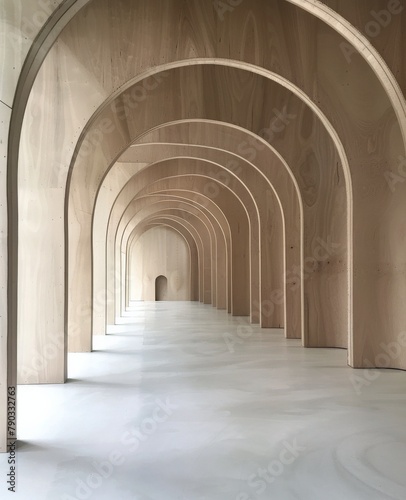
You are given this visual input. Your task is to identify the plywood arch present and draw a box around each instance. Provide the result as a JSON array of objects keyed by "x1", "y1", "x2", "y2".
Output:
[
  {"x1": 115, "y1": 202, "x2": 215, "y2": 314},
  {"x1": 4, "y1": 0, "x2": 406, "y2": 453},
  {"x1": 119, "y1": 199, "x2": 222, "y2": 311},
  {"x1": 126, "y1": 223, "x2": 193, "y2": 303},
  {"x1": 101, "y1": 162, "x2": 257, "y2": 341},
  {"x1": 285, "y1": 0, "x2": 406, "y2": 145},
  {"x1": 93, "y1": 180, "x2": 229, "y2": 333},
  {"x1": 109, "y1": 169, "x2": 252, "y2": 316},
  {"x1": 112, "y1": 190, "x2": 232, "y2": 318},
  {"x1": 122, "y1": 136, "x2": 301, "y2": 333},
  {"x1": 61, "y1": 59, "x2": 351, "y2": 368},
  {"x1": 127, "y1": 218, "x2": 201, "y2": 303},
  {"x1": 19, "y1": 59, "x2": 350, "y2": 389},
  {"x1": 103, "y1": 154, "x2": 256, "y2": 332},
  {"x1": 92, "y1": 125, "x2": 300, "y2": 338},
  {"x1": 57, "y1": 0, "x2": 402, "y2": 370},
  {"x1": 132, "y1": 120, "x2": 304, "y2": 339},
  {"x1": 124, "y1": 192, "x2": 230, "y2": 312},
  {"x1": 68, "y1": 66, "x2": 347, "y2": 358},
  {"x1": 115, "y1": 144, "x2": 288, "y2": 328},
  {"x1": 108, "y1": 164, "x2": 262, "y2": 324}
]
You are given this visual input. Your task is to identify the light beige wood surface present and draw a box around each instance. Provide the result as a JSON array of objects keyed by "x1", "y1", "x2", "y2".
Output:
[
  {"x1": 127, "y1": 219, "x2": 199, "y2": 303},
  {"x1": 2, "y1": 0, "x2": 406, "y2": 452},
  {"x1": 124, "y1": 193, "x2": 228, "y2": 309},
  {"x1": 118, "y1": 143, "x2": 285, "y2": 330},
  {"x1": 117, "y1": 200, "x2": 214, "y2": 311},
  {"x1": 111, "y1": 161, "x2": 260, "y2": 326},
  {"x1": 92, "y1": 162, "x2": 148, "y2": 335},
  {"x1": 0, "y1": 103, "x2": 11, "y2": 453},
  {"x1": 129, "y1": 212, "x2": 206, "y2": 304},
  {"x1": 108, "y1": 168, "x2": 251, "y2": 317},
  {"x1": 67, "y1": 66, "x2": 347, "y2": 359},
  {"x1": 128, "y1": 225, "x2": 191, "y2": 302}
]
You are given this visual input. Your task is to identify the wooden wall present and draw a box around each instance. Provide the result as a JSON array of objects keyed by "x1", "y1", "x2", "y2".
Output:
[
  {"x1": 0, "y1": 0, "x2": 65, "y2": 453},
  {"x1": 128, "y1": 225, "x2": 191, "y2": 302},
  {"x1": 1, "y1": 0, "x2": 406, "y2": 451}
]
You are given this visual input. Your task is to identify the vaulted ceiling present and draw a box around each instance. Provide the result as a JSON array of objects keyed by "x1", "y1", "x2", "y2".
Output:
[{"x1": 1, "y1": 0, "x2": 406, "y2": 452}]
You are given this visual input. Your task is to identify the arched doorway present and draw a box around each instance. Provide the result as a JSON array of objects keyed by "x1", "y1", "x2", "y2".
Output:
[{"x1": 155, "y1": 275, "x2": 168, "y2": 301}]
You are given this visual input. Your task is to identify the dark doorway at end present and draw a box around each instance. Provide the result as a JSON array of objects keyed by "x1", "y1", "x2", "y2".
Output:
[{"x1": 155, "y1": 275, "x2": 168, "y2": 301}]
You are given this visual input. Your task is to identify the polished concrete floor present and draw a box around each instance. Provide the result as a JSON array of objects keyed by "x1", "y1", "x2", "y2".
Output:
[{"x1": 2, "y1": 301, "x2": 406, "y2": 499}]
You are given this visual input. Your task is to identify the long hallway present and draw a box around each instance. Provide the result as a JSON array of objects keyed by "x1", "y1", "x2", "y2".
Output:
[{"x1": 3, "y1": 302, "x2": 406, "y2": 500}]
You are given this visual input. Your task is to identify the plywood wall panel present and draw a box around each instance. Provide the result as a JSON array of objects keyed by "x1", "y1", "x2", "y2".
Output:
[
  {"x1": 58, "y1": 0, "x2": 402, "y2": 365},
  {"x1": 127, "y1": 219, "x2": 199, "y2": 303},
  {"x1": 117, "y1": 202, "x2": 211, "y2": 310},
  {"x1": 69, "y1": 66, "x2": 345, "y2": 354},
  {"x1": 4, "y1": 0, "x2": 406, "y2": 454},
  {"x1": 110, "y1": 164, "x2": 251, "y2": 317},
  {"x1": 0, "y1": 103, "x2": 11, "y2": 452},
  {"x1": 92, "y1": 163, "x2": 148, "y2": 335},
  {"x1": 135, "y1": 121, "x2": 303, "y2": 338},
  {"x1": 9, "y1": 0, "x2": 405, "y2": 400},
  {"x1": 129, "y1": 190, "x2": 229, "y2": 312},
  {"x1": 119, "y1": 202, "x2": 213, "y2": 308},
  {"x1": 320, "y1": 0, "x2": 406, "y2": 97},
  {"x1": 0, "y1": 0, "x2": 65, "y2": 106},
  {"x1": 117, "y1": 148, "x2": 261, "y2": 322},
  {"x1": 120, "y1": 142, "x2": 285, "y2": 329},
  {"x1": 128, "y1": 226, "x2": 191, "y2": 301}
]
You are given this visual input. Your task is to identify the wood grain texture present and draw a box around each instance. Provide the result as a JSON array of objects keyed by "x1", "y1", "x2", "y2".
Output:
[
  {"x1": 129, "y1": 211, "x2": 206, "y2": 304},
  {"x1": 108, "y1": 166, "x2": 250, "y2": 315},
  {"x1": 0, "y1": 0, "x2": 65, "y2": 107},
  {"x1": 67, "y1": 65, "x2": 347, "y2": 357},
  {"x1": 126, "y1": 216, "x2": 199, "y2": 304},
  {"x1": 117, "y1": 201, "x2": 214, "y2": 311},
  {"x1": 118, "y1": 143, "x2": 284, "y2": 329},
  {"x1": 110, "y1": 196, "x2": 218, "y2": 320},
  {"x1": 2, "y1": 0, "x2": 403, "y2": 430},
  {"x1": 0, "y1": 103, "x2": 11, "y2": 452},
  {"x1": 127, "y1": 225, "x2": 191, "y2": 302},
  {"x1": 127, "y1": 218, "x2": 199, "y2": 302},
  {"x1": 121, "y1": 200, "x2": 212, "y2": 306},
  {"x1": 312, "y1": 0, "x2": 406, "y2": 102},
  {"x1": 125, "y1": 192, "x2": 228, "y2": 309},
  {"x1": 92, "y1": 162, "x2": 148, "y2": 335},
  {"x1": 133, "y1": 122, "x2": 302, "y2": 337}
]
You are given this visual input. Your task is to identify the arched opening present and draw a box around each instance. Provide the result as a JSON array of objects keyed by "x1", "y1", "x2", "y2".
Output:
[
  {"x1": 155, "y1": 275, "x2": 168, "y2": 301},
  {"x1": 2, "y1": 0, "x2": 406, "y2": 481}
]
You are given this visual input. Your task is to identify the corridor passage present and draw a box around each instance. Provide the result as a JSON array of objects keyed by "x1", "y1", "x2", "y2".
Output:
[{"x1": 2, "y1": 302, "x2": 406, "y2": 500}]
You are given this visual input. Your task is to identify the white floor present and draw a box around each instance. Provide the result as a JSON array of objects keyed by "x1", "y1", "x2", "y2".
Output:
[{"x1": 1, "y1": 301, "x2": 406, "y2": 500}]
